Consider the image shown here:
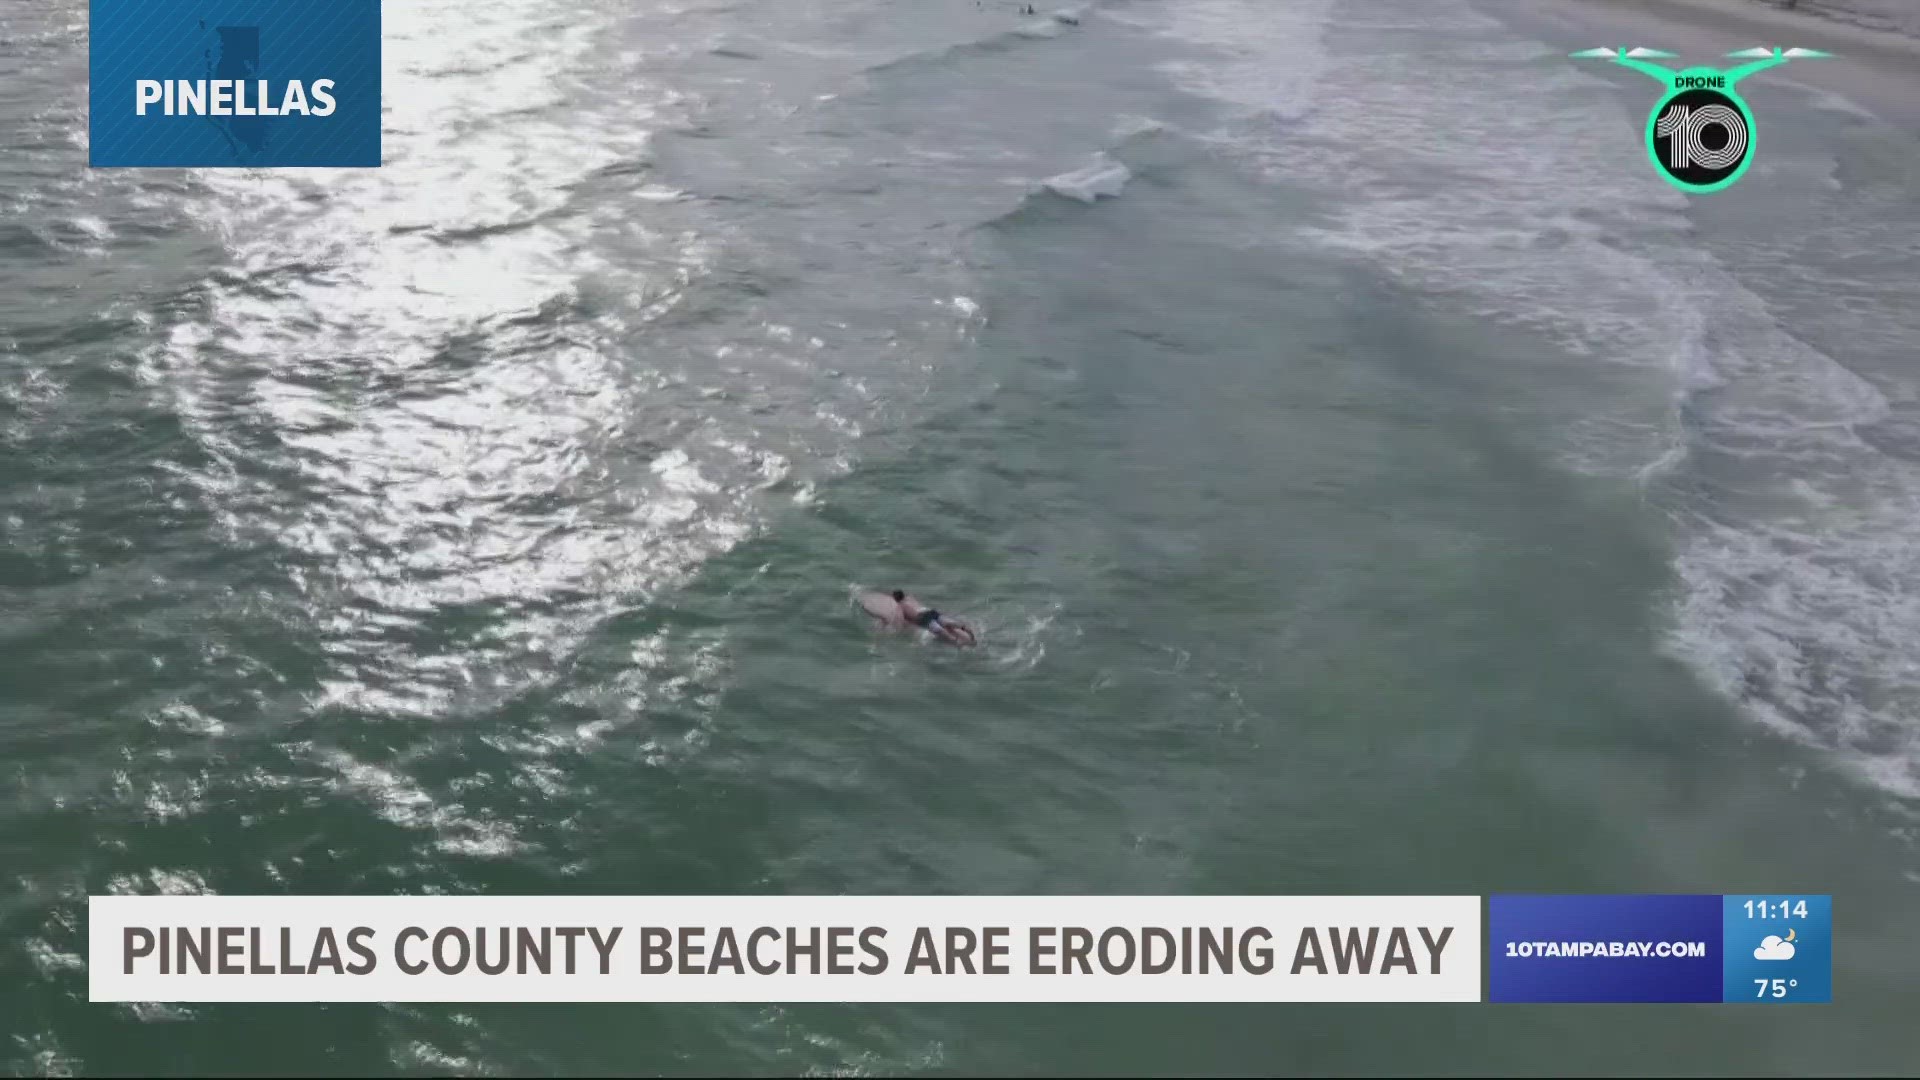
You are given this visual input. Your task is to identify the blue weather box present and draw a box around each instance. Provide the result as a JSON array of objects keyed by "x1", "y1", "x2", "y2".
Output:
[
  {"x1": 1488, "y1": 894, "x2": 1831, "y2": 1004},
  {"x1": 1723, "y1": 894, "x2": 1832, "y2": 1004},
  {"x1": 89, "y1": 0, "x2": 381, "y2": 167}
]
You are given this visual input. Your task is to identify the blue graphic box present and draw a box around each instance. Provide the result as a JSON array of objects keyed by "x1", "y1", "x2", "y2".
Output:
[
  {"x1": 1721, "y1": 894, "x2": 1832, "y2": 1004},
  {"x1": 90, "y1": 0, "x2": 381, "y2": 167},
  {"x1": 1490, "y1": 894, "x2": 1832, "y2": 1003},
  {"x1": 1490, "y1": 894, "x2": 1722, "y2": 1003}
]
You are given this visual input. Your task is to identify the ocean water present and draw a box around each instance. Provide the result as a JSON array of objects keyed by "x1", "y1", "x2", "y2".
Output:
[{"x1": 4, "y1": 0, "x2": 1919, "y2": 1074}]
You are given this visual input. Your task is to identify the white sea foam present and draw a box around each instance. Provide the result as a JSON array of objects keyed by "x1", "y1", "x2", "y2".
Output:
[
  {"x1": 1108, "y1": 0, "x2": 1331, "y2": 122},
  {"x1": 1043, "y1": 155, "x2": 1130, "y2": 203}
]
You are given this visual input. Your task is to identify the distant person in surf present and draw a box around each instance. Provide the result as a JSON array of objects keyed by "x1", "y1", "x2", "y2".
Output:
[{"x1": 891, "y1": 589, "x2": 978, "y2": 647}]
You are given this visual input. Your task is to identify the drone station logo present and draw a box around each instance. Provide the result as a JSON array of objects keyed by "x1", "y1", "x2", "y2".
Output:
[{"x1": 1571, "y1": 45, "x2": 1832, "y2": 194}]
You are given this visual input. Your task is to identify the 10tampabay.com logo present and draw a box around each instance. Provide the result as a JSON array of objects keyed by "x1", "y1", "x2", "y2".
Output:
[{"x1": 89, "y1": 0, "x2": 380, "y2": 168}]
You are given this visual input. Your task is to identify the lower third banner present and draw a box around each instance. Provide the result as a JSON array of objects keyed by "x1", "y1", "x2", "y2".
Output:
[
  {"x1": 1488, "y1": 893, "x2": 1831, "y2": 1003},
  {"x1": 91, "y1": 894, "x2": 1482, "y2": 1003}
]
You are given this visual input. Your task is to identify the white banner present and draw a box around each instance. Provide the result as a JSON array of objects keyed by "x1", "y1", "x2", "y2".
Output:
[{"x1": 90, "y1": 894, "x2": 1482, "y2": 1003}]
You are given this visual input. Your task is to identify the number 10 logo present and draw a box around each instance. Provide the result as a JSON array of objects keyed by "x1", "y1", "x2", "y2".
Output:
[{"x1": 1649, "y1": 88, "x2": 1752, "y2": 192}]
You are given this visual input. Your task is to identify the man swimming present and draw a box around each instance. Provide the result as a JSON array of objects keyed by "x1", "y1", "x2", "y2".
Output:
[{"x1": 892, "y1": 590, "x2": 977, "y2": 647}]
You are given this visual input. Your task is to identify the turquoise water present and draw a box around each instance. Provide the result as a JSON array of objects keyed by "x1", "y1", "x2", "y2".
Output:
[{"x1": 4, "y1": 0, "x2": 1918, "y2": 1073}]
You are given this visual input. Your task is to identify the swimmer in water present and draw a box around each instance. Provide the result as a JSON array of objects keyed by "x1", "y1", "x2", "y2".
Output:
[{"x1": 892, "y1": 589, "x2": 977, "y2": 647}]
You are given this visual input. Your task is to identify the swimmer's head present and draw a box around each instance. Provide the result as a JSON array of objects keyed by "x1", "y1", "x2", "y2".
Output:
[{"x1": 892, "y1": 590, "x2": 906, "y2": 602}]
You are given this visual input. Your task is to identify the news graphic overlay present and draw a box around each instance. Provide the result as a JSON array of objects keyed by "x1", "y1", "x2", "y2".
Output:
[
  {"x1": 1489, "y1": 894, "x2": 1832, "y2": 1003},
  {"x1": 1649, "y1": 82, "x2": 1753, "y2": 192},
  {"x1": 1489, "y1": 894, "x2": 1721, "y2": 1003},
  {"x1": 1723, "y1": 894, "x2": 1831, "y2": 1003},
  {"x1": 1569, "y1": 46, "x2": 1831, "y2": 195},
  {"x1": 89, "y1": 0, "x2": 381, "y2": 168},
  {"x1": 90, "y1": 895, "x2": 1481, "y2": 1003}
]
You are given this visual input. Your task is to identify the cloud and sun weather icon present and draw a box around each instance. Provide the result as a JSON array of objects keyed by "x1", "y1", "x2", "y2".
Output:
[{"x1": 1754, "y1": 929, "x2": 1797, "y2": 961}]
